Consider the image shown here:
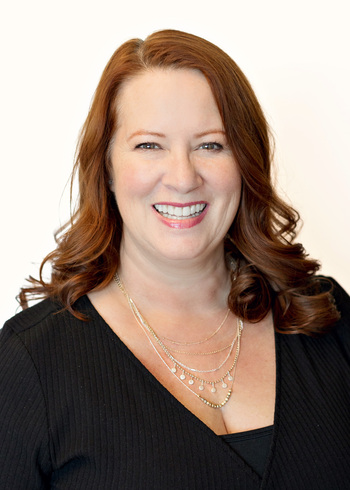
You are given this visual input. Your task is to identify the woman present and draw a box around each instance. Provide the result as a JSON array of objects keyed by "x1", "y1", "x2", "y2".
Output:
[{"x1": 1, "y1": 29, "x2": 349, "y2": 489}]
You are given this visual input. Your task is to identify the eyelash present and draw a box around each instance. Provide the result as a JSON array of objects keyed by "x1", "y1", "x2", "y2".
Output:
[
  {"x1": 135, "y1": 142, "x2": 224, "y2": 151},
  {"x1": 135, "y1": 142, "x2": 161, "y2": 150},
  {"x1": 198, "y1": 142, "x2": 223, "y2": 151}
]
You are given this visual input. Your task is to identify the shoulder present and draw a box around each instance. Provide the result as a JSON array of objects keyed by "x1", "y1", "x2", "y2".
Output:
[
  {"x1": 0, "y1": 296, "x2": 94, "y2": 360},
  {"x1": 0, "y1": 301, "x2": 61, "y2": 391},
  {"x1": 0, "y1": 296, "x2": 100, "y2": 415},
  {"x1": 276, "y1": 277, "x2": 350, "y2": 403},
  {"x1": 2, "y1": 297, "x2": 62, "y2": 334},
  {"x1": 279, "y1": 276, "x2": 350, "y2": 357},
  {"x1": 2, "y1": 294, "x2": 95, "y2": 333},
  {"x1": 0, "y1": 298, "x2": 61, "y2": 360}
]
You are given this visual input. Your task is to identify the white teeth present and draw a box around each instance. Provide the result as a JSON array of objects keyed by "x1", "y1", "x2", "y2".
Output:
[{"x1": 154, "y1": 203, "x2": 206, "y2": 219}]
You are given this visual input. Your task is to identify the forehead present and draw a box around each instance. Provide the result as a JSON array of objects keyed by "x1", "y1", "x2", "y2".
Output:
[
  {"x1": 118, "y1": 67, "x2": 210, "y2": 99},
  {"x1": 116, "y1": 68, "x2": 223, "y2": 131}
]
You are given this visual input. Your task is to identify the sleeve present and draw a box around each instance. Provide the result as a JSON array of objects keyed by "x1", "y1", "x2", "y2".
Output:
[{"x1": 0, "y1": 323, "x2": 51, "y2": 489}]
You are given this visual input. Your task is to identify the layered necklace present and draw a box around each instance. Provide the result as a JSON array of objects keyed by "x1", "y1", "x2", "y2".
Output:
[{"x1": 114, "y1": 272, "x2": 243, "y2": 409}]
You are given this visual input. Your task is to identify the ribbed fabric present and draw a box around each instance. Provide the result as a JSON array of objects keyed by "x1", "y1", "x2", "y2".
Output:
[{"x1": 0, "y1": 277, "x2": 349, "y2": 489}]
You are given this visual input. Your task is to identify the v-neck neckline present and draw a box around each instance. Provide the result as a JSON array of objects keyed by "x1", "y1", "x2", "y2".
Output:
[{"x1": 81, "y1": 294, "x2": 281, "y2": 484}]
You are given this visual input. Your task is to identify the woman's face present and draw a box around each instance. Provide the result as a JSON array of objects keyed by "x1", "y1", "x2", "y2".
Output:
[{"x1": 110, "y1": 68, "x2": 241, "y2": 264}]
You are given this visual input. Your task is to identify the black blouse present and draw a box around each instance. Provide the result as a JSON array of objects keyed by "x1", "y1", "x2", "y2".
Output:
[{"x1": 1, "y1": 277, "x2": 350, "y2": 489}]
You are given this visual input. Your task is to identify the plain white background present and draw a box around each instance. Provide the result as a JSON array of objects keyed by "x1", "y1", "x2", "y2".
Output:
[{"x1": 1, "y1": 0, "x2": 349, "y2": 325}]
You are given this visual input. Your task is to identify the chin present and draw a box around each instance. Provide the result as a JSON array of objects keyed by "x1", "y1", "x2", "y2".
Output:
[{"x1": 153, "y1": 241, "x2": 216, "y2": 263}]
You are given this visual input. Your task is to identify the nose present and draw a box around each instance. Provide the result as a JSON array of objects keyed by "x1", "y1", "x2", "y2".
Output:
[{"x1": 162, "y1": 150, "x2": 203, "y2": 194}]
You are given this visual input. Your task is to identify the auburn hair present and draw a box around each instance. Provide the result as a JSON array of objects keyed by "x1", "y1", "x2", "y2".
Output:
[{"x1": 19, "y1": 29, "x2": 339, "y2": 335}]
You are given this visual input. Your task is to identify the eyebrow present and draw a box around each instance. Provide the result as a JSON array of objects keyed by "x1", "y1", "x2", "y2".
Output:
[
  {"x1": 194, "y1": 129, "x2": 226, "y2": 138},
  {"x1": 127, "y1": 130, "x2": 165, "y2": 142},
  {"x1": 127, "y1": 129, "x2": 226, "y2": 142}
]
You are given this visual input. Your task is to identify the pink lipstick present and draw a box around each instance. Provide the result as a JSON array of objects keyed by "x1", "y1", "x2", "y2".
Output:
[{"x1": 152, "y1": 201, "x2": 208, "y2": 229}]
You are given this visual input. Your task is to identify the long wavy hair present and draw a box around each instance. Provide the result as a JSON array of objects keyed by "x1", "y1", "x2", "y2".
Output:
[{"x1": 19, "y1": 29, "x2": 339, "y2": 335}]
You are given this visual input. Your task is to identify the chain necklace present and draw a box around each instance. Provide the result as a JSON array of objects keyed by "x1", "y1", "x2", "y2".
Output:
[
  {"x1": 166, "y1": 341, "x2": 233, "y2": 356},
  {"x1": 161, "y1": 308, "x2": 230, "y2": 345},
  {"x1": 157, "y1": 328, "x2": 238, "y2": 374},
  {"x1": 115, "y1": 273, "x2": 236, "y2": 370},
  {"x1": 114, "y1": 272, "x2": 243, "y2": 409}
]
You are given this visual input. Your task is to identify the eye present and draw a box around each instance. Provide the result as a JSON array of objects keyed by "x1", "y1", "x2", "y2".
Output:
[
  {"x1": 135, "y1": 142, "x2": 161, "y2": 150},
  {"x1": 198, "y1": 142, "x2": 223, "y2": 151}
]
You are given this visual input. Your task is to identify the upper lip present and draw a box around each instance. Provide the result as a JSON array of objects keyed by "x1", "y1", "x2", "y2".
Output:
[{"x1": 153, "y1": 201, "x2": 207, "y2": 207}]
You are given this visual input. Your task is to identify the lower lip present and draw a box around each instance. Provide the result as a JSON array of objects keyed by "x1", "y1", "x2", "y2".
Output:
[{"x1": 153, "y1": 205, "x2": 209, "y2": 229}]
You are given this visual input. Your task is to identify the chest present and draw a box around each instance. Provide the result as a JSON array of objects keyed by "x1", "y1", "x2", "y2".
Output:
[
  {"x1": 115, "y1": 313, "x2": 277, "y2": 435},
  {"x1": 44, "y1": 324, "x2": 350, "y2": 489}
]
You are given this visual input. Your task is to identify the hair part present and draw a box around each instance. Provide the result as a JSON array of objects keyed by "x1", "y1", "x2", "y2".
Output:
[{"x1": 19, "y1": 29, "x2": 339, "y2": 335}]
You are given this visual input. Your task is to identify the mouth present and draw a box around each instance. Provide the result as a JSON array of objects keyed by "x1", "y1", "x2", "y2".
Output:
[{"x1": 153, "y1": 203, "x2": 207, "y2": 220}]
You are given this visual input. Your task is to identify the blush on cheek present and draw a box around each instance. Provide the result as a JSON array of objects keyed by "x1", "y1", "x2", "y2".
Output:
[{"x1": 116, "y1": 166, "x2": 157, "y2": 194}]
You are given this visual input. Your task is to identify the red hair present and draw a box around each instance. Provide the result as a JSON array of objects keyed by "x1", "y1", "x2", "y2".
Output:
[{"x1": 19, "y1": 29, "x2": 339, "y2": 335}]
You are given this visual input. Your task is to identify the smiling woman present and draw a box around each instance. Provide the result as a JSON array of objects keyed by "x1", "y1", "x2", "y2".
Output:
[
  {"x1": 109, "y1": 69, "x2": 241, "y2": 257},
  {"x1": 1, "y1": 29, "x2": 350, "y2": 489}
]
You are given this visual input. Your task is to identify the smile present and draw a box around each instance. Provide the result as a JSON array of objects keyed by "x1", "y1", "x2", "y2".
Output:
[{"x1": 153, "y1": 203, "x2": 207, "y2": 220}]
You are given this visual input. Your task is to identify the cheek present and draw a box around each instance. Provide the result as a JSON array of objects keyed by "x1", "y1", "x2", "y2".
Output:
[
  {"x1": 213, "y1": 164, "x2": 241, "y2": 196},
  {"x1": 113, "y1": 164, "x2": 158, "y2": 204}
]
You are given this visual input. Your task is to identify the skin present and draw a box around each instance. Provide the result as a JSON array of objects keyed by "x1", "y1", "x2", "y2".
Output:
[
  {"x1": 89, "y1": 68, "x2": 276, "y2": 435},
  {"x1": 110, "y1": 68, "x2": 241, "y2": 268}
]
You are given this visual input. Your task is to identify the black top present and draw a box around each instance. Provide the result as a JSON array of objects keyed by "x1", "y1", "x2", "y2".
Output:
[
  {"x1": 220, "y1": 425, "x2": 274, "y2": 477},
  {"x1": 1, "y1": 277, "x2": 350, "y2": 489}
]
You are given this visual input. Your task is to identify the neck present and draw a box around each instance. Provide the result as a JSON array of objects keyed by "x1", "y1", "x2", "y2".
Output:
[{"x1": 117, "y1": 239, "x2": 232, "y2": 317}]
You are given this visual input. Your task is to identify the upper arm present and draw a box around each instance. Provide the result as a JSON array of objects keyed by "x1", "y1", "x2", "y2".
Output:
[{"x1": 0, "y1": 324, "x2": 51, "y2": 489}]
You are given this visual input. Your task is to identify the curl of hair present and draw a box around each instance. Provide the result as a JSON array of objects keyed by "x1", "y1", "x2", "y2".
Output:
[{"x1": 19, "y1": 29, "x2": 339, "y2": 335}]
